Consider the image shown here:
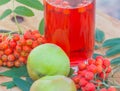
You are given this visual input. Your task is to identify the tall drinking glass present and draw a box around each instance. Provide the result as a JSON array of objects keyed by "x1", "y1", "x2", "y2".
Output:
[{"x1": 44, "y1": 0, "x2": 95, "y2": 66}]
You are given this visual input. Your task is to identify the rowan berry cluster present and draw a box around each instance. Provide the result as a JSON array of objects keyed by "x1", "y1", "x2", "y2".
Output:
[
  {"x1": 72, "y1": 56, "x2": 116, "y2": 91},
  {"x1": 0, "y1": 30, "x2": 46, "y2": 68}
]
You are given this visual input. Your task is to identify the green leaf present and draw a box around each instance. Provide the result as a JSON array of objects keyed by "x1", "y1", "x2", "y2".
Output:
[
  {"x1": 13, "y1": 77, "x2": 31, "y2": 91},
  {"x1": 93, "y1": 53, "x2": 103, "y2": 59},
  {"x1": 111, "y1": 57, "x2": 120, "y2": 65},
  {"x1": 102, "y1": 38, "x2": 120, "y2": 48},
  {"x1": 106, "y1": 44, "x2": 120, "y2": 57},
  {"x1": 16, "y1": 0, "x2": 44, "y2": 10},
  {"x1": 14, "y1": 6, "x2": 34, "y2": 17},
  {"x1": 0, "y1": 65, "x2": 29, "y2": 77},
  {"x1": 39, "y1": 18, "x2": 44, "y2": 35},
  {"x1": 95, "y1": 29, "x2": 105, "y2": 42},
  {"x1": 0, "y1": 9, "x2": 12, "y2": 20},
  {"x1": 68, "y1": 68, "x2": 75, "y2": 77},
  {"x1": 0, "y1": 81, "x2": 16, "y2": 89},
  {"x1": 0, "y1": 0, "x2": 10, "y2": 5}
]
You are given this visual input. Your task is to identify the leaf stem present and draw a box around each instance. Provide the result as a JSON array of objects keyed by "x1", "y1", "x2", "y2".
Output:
[{"x1": 12, "y1": 0, "x2": 22, "y2": 34}]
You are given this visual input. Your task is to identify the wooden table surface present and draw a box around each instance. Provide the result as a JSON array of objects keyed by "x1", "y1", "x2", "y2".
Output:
[{"x1": 0, "y1": 2, "x2": 120, "y2": 91}]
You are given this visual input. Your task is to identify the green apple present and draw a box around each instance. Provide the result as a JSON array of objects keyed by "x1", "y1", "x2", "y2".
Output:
[
  {"x1": 27, "y1": 43, "x2": 70, "y2": 80},
  {"x1": 30, "y1": 75, "x2": 77, "y2": 91}
]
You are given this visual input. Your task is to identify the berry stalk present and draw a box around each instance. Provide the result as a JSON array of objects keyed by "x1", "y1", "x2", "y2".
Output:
[{"x1": 12, "y1": 0, "x2": 23, "y2": 34}]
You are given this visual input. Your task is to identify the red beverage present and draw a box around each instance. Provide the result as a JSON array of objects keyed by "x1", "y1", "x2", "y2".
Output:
[{"x1": 44, "y1": 0, "x2": 95, "y2": 66}]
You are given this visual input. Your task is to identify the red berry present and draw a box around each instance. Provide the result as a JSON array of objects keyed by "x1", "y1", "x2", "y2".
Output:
[
  {"x1": 87, "y1": 64, "x2": 97, "y2": 74},
  {"x1": 78, "y1": 62, "x2": 86, "y2": 70},
  {"x1": 75, "y1": 84, "x2": 80, "y2": 89},
  {"x1": 2, "y1": 35, "x2": 8, "y2": 41},
  {"x1": 0, "y1": 43, "x2": 3, "y2": 50},
  {"x1": 26, "y1": 39, "x2": 33, "y2": 46},
  {"x1": 108, "y1": 87, "x2": 116, "y2": 91},
  {"x1": 0, "y1": 60, "x2": 3, "y2": 66},
  {"x1": 81, "y1": 70, "x2": 88, "y2": 77},
  {"x1": 13, "y1": 51, "x2": 20, "y2": 58},
  {"x1": 21, "y1": 51, "x2": 28, "y2": 57},
  {"x1": 37, "y1": 37, "x2": 43, "y2": 44},
  {"x1": 24, "y1": 30, "x2": 32, "y2": 39},
  {"x1": 95, "y1": 56, "x2": 103, "y2": 65},
  {"x1": 96, "y1": 65, "x2": 103, "y2": 73},
  {"x1": 7, "y1": 61, "x2": 14, "y2": 68},
  {"x1": 77, "y1": 70, "x2": 82, "y2": 74},
  {"x1": 32, "y1": 41, "x2": 39, "y2": 48},
  {"x1": 85, "y1": 83, "x2": 95, "y2": 91},
  {"x1": 102, "y1": 65, "x2": 106, "y2": 69},
  {"x1": 106, "y1": 66, "x2": 112, "y2": 73},
  {"x1": 2, "y1": 55, "x2": 8, "y2": 61},
  {"x1": 0, "y1": 51, "x2": 4, "y2": 56},
  {"x1": 32, "y1": 30, "x2": 39, "y2": 34},
  {"x1": 72, "y1": 76, "x2": 80, "y2": 84},
  {"x1": 85, "y1": 71, "x2": 94, "y2": 80},
  {"x1": 12, "y1": 34, "x2": 20, "y2": 41},
  {"x1": 100, "y1": 88, "x2": 107, "y2": 91},
  {"x1": 9, "y1": 40, "x2": 17, "y2": 48},
  {"x1": 19, "y1": 56, "x2": 26, "y2": 63},
  {"x1": 41, "y1": 37, "x2": 46, "y2": 44},
  {"x1": 1, "y1": 42, "x2": 8, "y2": 50},
  {"x1": 22, "y1": 46, "x2": 31, "y2": 52},
  {"x1": 2, "y1": 62, "x2": 7, "y2": 66},
  {"x1": 18, "y1": 38, "x2": 26, "y2": 46},
  {"x1": 79, "y1": 78, "x2": 88, "y2": 86},
  {"x1": 96, "y1": 56, "x2": 104, "y2": 60},
  {"x1": 88, "y1": 58, "x2": 95, "y2": 65},
  {"x1": 34, "y1": 33, "x2": 41, "y2": 39},
  {"x1": 8, "y1": 54, "x2": 15, "y2": 61},
  {"x1": 16, "y1": 45, "x2": 22, "y2": 52},
  {"x1": 103, "y1": 58, "x2": 110, "y2": 67},
  {"x1": 14, "y1": 60, "x2": 21, "y2": 67},
  {"x1": 4, "y1": 48, "x2": 13, "y2": 55},
  {"x1": 0, "y1": 39, "x2": 2, "y2": 43},
  {"x1": 81, "y1": 87, "x2": 86, "y2": 91}
]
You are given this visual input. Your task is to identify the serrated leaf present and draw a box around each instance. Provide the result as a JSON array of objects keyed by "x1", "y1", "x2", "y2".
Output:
[
  {"x1": 13, "y1": 77, "x2": 31, "y2": 91},
  {"x1": 0, "y1": 81, "x2": 16, "y2": 89},
  {"x1": 16, "y1": 0, "x2": 44, "y2": 10},
  {"x1": 0, "y1": 0, "x2": 10, "y2": 5},
  {"x1": 95, "y1": 29, "x2": 105, "y2": 42},
  {"x1": 93, "y1": 53, "x2": 103, "y2": 59},
  {"x1": 0, "y1": 65, "x2": 29, "y2": 77},
  {"x1": 0, "y1": 9, "x2": 12, "y2": 20},
  {"x1": 39, "y1": 18, "x2": 44, "y2": 35},
  {"x1": 106, "y1": 44, "x2": 120, "y2": 57},
  {"x1": 14, "y1": 6, "x2": 34, "y2": 17},
  {"x1": 111, "y1": 57, "x2": 120, "y2": 65},
  {"x1": 102, "y1": 38, "x2": 120, "y2": 48}
]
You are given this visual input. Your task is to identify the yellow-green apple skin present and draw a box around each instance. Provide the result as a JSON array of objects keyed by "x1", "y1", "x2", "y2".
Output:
[
  {"x1": 27, "y1": 43, "x2": 70, "y2": 80},
  {"x1": 30, "y1": 75, "x2": 77, "y2": 91}
]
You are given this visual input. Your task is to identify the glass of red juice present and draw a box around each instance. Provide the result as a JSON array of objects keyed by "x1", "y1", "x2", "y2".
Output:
[{"x1": 44, "y1": 0, "x2": 95, "y2": 66}]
